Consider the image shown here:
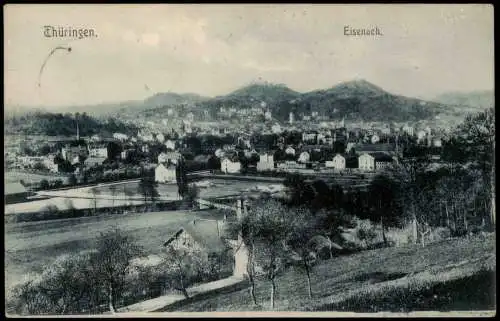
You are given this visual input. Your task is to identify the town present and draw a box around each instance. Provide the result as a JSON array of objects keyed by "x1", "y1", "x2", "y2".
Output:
[{"x1": 4, "y1": 4, "x2": 495, "y2": 317}]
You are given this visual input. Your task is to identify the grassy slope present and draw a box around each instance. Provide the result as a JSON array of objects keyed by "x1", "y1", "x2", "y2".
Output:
[{"x1": 159, "y1": 234, "x2": 495, "y2": 312}]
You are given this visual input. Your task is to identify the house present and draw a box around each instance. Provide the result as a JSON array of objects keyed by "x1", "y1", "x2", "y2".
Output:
[
  {"x1": 155, "y1": 163, "x2": 177, "y2": 183},
  {"x1": 285, "y1": 146, "x2": 296, "y2": 156},
  {"x1": 221, "y1": 157, "x2": 241, "y2": 174},
  {"x1": 359, "y1": 152, "x2": 394, "y2": 171},
  {"x1": 326, "y1": 154, "x2": 346, "y2": 170},
  {"x1": 358, "y1": 153, "x2": 375, "y2": 171},
  {"x1": 165, "y1": 140, "x2": 176, "y2": 151},
  {"x1": 277, "y1": 161, "x2": 306, "y2": 169},
  {"x1": 113, "y1": 133, "x2": 128, "y2": 141},
  {"x1": 61, "y1": 144, "x2": 88, "y2": 162},
  {"x1": 5, "y1": 182, "x2": 28, "y2": 204},
  {"x1": 88, "y1": 146, "x2": 108, "y2": 158},
  {"x1": 372, "y1": 152, "x2": 396, "y2": 170},
  {"x1": 84, "y1": 157, "x2": 106, "y2": 167},
  {"x1": 298, "y1": 151, "x2": 310, "y2": 163},
  {"x1": 161, "y1": 151, "x2": 182, "y2": 165},
  {"x1": 302, "y1": 131, "x2": 317, "y2": 143},
  {"x1": 256, "y1": 153, "x2": 275, "y2": 171},
  {"x1": 264, "y1": 110, "x2": 272, "y2": 120}
]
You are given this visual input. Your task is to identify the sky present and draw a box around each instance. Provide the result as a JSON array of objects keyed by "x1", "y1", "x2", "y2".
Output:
[{"x1": 4, "y1": 4, "x2": 494, "y2": 109}]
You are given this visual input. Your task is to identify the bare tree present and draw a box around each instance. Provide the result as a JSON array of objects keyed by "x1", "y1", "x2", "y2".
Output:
[
  {"x1": 162, "y1": 245, "x2": 205, "y2": 299},
  {"x1": 93, "y1": 228, "x2": 142, "y2": 313}
]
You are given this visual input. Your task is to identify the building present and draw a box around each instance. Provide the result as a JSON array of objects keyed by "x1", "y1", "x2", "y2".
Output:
[
  {"x1": 285, "y1": 146, "x2": 296, "y2": 156},
  {"x1": 5, "y1": 182, "x2": 28, "y2": 204},
  {"x1": 359, "y1": 152, "x2": 395, "y2": 171},
  {"x1": 326, "y1": 154, "x2": 346, "y2": 170},
  {"x1": 302, "y1": 132, "x2": 317, "y2": 143},
  {"x1": 165, "y1": 139, "x2": 177, "y2": 151},
  {"x1": 221, "y1": 157, "x2": 241, "y2": 174},
  {"x1": 163, "y1": 219, "x2": 231, "y2": 270},
  {"x1": 289, "y1": 112, "x2": 295, "y2": 124},
  {"x1": 155, "y1": 163, "x2": 177, "y2": 183},
  {"x1": 84, "y1": 157, "x2": 106, "y2": 167},
  {"x1": 61, "y1": 144, "x2": 89, "y2": 163},
  {"x1": 298, "y1": 151, "x2": 311, "y2": 163},
  {"x1": 256, "y1": 153, "x2": 275, "y2": 171},
  {"x1": 358, "y1": 153, "x2": 375, "y2": 171},
  {"x1": 264, "y1": 110, "x2": 272, "y2": 120},
  {"x1": 277, "y1": 161, "x2": 306, "y2": 169},
  {"x1": 158, "y1": 151, "x2": 182, "y2": 165},
  {"x1": 113, "y1": 133, "x2": 128, "y2": 141},
  {"x1": 88, "y1": 146, "x2": 108, "y2": 158}
]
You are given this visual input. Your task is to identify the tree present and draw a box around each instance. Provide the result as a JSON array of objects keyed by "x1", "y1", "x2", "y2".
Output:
[
  {"x1": 367, "y1": 174, "x2": 402, "y2": 245},
  {"x1": 180, "y1": 184, "x2": 199, "y2": 210},
  {"x1": 90, "y1": 188, "x2": 101, "y2": 215},
  {"x1": 452, "y1": 108, "x2": 495, "y2": 227},
  {"x1": 93, "y1": 228, "x2": 142, "y2": 313},
  {"x1": 68, "y1": 174, "x2": 77, "y2": 186},
  {"x1": 39, "y1": 179, "x2": 50, "y2": 190},
  {"x1": 246, "y1": 199, "x2": 296, "y2": 309},
  {"x1": 286, "y1": 207, "x2": 318, "y2": 298},
  {"x1": 162, "y1": 245, "x2": 205, "y2": 299},
  {"x1": 138, "y1": 177, "x2": 159, "y2": 205},
  {"x1": 176, "y1": 158, "x2": 189, "y2": 199}
]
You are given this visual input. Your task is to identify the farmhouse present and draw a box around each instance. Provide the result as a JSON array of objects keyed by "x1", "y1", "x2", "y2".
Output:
[{"x1": 155, "y1": 163, "x2": 177, "y2": 183}]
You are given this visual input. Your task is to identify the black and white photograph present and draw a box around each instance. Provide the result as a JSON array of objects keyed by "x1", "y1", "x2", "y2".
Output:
[{"x1": 4, "y1": 4, "x2": 495, "y2": 317}]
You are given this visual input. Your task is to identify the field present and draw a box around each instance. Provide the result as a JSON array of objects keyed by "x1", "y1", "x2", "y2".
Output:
[
  {"x1": 5, "y1": 171, "x2": 68, "y2": 184},
  {"x1": 155, "y1": 234, "x2": 495, "y2": 312},
  {"x1": 4, "y1": 209, "x2": 226, "y2": 292}
]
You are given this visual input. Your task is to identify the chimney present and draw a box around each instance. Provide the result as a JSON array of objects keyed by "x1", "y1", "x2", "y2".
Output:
[
  {"x1": 76, "y1": 119, "x2": 80, "y2": 141},
  {"x1": 193, "y1": 219, "x2": 196, "y2": 225}
]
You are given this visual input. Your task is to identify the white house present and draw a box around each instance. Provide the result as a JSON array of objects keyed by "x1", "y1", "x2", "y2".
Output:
[
  {"x1": 159, "y1": 151, "x2": 182, "y2": 165},
  {"x1": 221, "y1": 158, "x2": 241, "y2": 174},
  {"x1": 165, "y1": 140, "x2": 176, "y2": 151},
  {"x1": 358, "y1": 153, "x2": 375, "y2": 171},
  {"x1": 256, "y1": 153, "x2": 275, "y2": 171},
  {"x1": 89, "y1": 147, "x2": 108, "y2": 158},
  {"x1": 155, "y1": 163, "x2": 177, "y2": 183},
  {"x1": 331, "y1": 154, "x2": 346, "y2": 170},
  {"x1": 285, "y1": 146, "x2": 296, "y2": 156},
  {"x1": 113, "y1": 133, "x2": 128, "y2": 141},
  {"x1": 298, "y1": 151, "x2": 310, "y2": 163}
]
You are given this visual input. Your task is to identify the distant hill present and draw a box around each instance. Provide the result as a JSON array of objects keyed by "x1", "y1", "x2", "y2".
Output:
[
  {"x1": 143, "y1": 92, "x2": 209, "y2": 108},
  {"x1": 10, "y1": 80, "x2": 476, "y2": 123},
  {"x1": 4, "y1": 111, "x2": 139, "y2": 137},
  {"x1": 193, "y1": 80, "x2": 445, "y2": 122},
  {"x1": 431, "y1": 90, "x2": 494, "y2": 111}
]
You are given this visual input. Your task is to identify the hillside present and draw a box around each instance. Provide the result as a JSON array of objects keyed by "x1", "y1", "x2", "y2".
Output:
[
  {"x1": 155, "y1": 234, "x2": 495, "y2": 313},
  {"x1": 432, "y1": 90, "x2": 494, "y2": 110},
  {"x1": 4, "y1": 111, "x2": 139, "y2": 137},
  {"x1": 10, "y1": 80, "x2": 468, "y2": 123}
]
